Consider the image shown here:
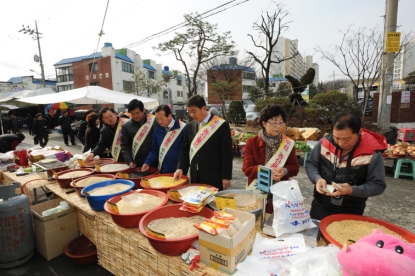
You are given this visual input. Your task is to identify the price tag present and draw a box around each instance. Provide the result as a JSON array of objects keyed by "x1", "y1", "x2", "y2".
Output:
[
  {"x1": 141, "y1": 178, "x2": 151, "y2": 187},
  {"x1": 145, "y1": 226, "x2": 166, "y2": 239},
  {"x1": 106, "y1": 201, "x2": 119, "y2": 213},
  {"x1": 95, "y1": 164, "x2": 102, "y2": 172},
  {"x1": 52, "y1": 170, "x2": 58, "y2": 179},
  {"x1": 77, "y1": 159, "x2": 86, "y2": 167},
  {"x1": 167, "y1": 190, "x2": 182, "y2": 201},
  {"x1": 118, "y1": 172, "x2": 129, "y2": 179},
  {"x1": 215, "y1": 196, "x2": 236, "y2": 210}
]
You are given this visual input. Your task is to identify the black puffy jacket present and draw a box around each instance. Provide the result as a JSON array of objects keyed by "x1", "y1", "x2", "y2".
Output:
[
  {"x1": 0, "y1": 134, "x2": 23, "y2": 153},
  {"x1": 92, "y1": 119, "x2": 125, "y2": 162},
  {"x1": 32, "y1": 119, "x2": 48, "y2": 138}
]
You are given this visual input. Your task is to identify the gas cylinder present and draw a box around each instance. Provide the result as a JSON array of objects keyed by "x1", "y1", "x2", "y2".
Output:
[{"x1": 0, "y1": 182, "x2": 34, "y2": 268}]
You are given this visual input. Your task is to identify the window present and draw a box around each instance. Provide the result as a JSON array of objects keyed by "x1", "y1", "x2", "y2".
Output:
[
  {"x1": 57, "y1": 84, "x2": 74, "y2": 92},
  {"x1": 123, "y1": 80, "x2": 134, "y2": 92},
  {"x1": 148, "y1": 70, "x2": 155, "y2": 79},
  {"x1": 177, "y1": 91, "x2": 183, "y2": 97},
  {"x1": 122, "y1": 62, "x2": 134, "y2": 74},
  {"x1": 242, "y1": 85, "x2": 251, "y2": 93},
  {"x1": 242, "y1": 71, "x2": 256, "y2": 80},
  {"x1": 176, "y1": 79, "x2": 182, "y2": 86},
  {"x1": 55, "y1": 66, "x2": 73, "y2": 83},
  {"x1": 89, "y1": 63, "x2": 98, "y2": 72},
  {"x1": 90, "y1": 82, "x2": 99, "y2": 86}
]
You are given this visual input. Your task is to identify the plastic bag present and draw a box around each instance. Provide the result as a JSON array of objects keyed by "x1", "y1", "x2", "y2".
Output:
[
  {"x1": 271, "y1": 180, "x2": 316, "y2": 237},
  {"x1": 252, "y1": 233, "x2": 307, "y2": 259}
]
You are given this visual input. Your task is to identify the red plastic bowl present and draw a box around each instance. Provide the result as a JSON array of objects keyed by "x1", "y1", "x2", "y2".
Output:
[
  {"x1": 70, "y1": 174, "x2": 116, "y2": 197},
  {"x1": 115, "y1": 167, "x2": 159, "y2": 189},
  {"x1": 104, "y1": 190, "x2": 168, "y2": 228},
  {"x1": 320, "y1": 214, "x2": 415, "y2": 248},
  {"x1": 168, "y1": 183, "x2": 216, "y2": 203},
  {"x1": 139, "y1": 204, "x2": 214, "y2": 256},
  {"x1": 139, "y1": 173, "x2": 188, "y2": 193},
  {"x1": 64, "y1": 235, "x2": 97, "y2": 265},
  {"x1": 56, "y1": 168, "x2": 95, "y2": 188},
  {"x1": 95, "y1": 162, "x2": 129, "y2": 174},
  {"x1": 83, "y1": 158, "x2": 115, "y2": 168}
]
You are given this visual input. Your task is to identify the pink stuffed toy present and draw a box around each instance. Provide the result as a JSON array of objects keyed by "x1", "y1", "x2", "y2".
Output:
[{"x1": 337, "y1": 229, "x2": 415, "y2": 276}]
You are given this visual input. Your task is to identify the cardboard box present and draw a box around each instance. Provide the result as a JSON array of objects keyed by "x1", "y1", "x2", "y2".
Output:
[
  {"x1": 31, "y1": 199, "x2": 78, "y2": 261},
  {"x1": 301, "y1": 128, "x2": 318, "y2": 141},
  {"x1": 199, "y1": 209, "x2": 256, "y2": 275},
  {"x1": 287, "y1": 128, "x2": 303, "y2": 140}
]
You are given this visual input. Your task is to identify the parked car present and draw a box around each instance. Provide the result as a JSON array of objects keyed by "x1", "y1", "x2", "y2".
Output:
[
  {"x1": 358, "y1": 99, "x2": 373, "y2": 115},
  {"x1": 245, "y1": 106, "x2": 259, "y2": 122}
]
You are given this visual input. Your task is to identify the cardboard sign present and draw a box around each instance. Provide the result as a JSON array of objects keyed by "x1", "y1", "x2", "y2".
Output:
[{"x1": 215, "y1": 196, "x2": 236, "y2": 210}]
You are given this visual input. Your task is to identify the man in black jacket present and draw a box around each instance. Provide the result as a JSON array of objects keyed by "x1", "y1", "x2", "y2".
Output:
[
  {"x1": 58, "y1": 110, "x2": 76, "y2": 146},
  {"x1": 85, "y1": 107, "x2": 125, "y2": 162},
  {"x1": 174, "y1": 95, "x2": 233, "y2": 191},
  {"x1": 121, "y1": 99, "x2": 158, "y2": 168},
  {"x1": 8, "y1": 114, "x2": 23, "y2": 134},
  {"x1": 0, "y1": 133, "x2": 25, "y2": 153},
  {"x1": 77, "y1": 109, "x2": 96, "y2": 145}
]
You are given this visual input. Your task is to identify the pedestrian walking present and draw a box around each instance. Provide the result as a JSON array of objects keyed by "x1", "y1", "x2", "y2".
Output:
[
  {"x1": 8, "y1": 114, "x2": 23, "y2": 134},
  {"x1": 58, "y1": 110, "x2": 76, "y2": 146},
  {"x1": 33, "y1": 113, "x2": 49, "y2": 147}
]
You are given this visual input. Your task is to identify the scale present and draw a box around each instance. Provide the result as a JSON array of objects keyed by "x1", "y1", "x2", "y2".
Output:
[
  {"x1": 34, "y1": 160, "x2": 68, "y2": 181},
  {"x1": 257, "y1": 165, "x2": 272, "y2": 229}
]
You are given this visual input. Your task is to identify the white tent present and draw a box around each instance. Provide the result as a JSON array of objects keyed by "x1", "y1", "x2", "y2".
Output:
[
  {"x1": 17, "y1": 86, "x2": 159, "y2": 109},
  {"x1": 0, "y1": 88, "x2": 56, "y2": 103}
]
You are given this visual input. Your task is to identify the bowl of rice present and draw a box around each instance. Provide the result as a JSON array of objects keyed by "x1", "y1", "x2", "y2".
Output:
[
  {"x1": 139, "y1": 173, "x2": 188, "y2": 193},
  {"x1": 56, "y1": 168, "x2": 95, "y2": 188},
  {"x1": 167, "y1": 183, "x2": 216, "y2": 203},
  {"x1": 139, "y1": 204, "x2": 214, "y2": 256},
  {"x1": 83, "y1": 158, "x2": 115, "y2": 168},
  {"x1": 70, "y1": 174, "x2": 116, "y2": 197},
  {"x1": 95, "y1": 162, "x2": 129, "y2": 174},
  {"x1": 104, "y1": 190, "x2": 168, "y2": 228},
  {"x1": 320, "y1": 214, "x2": 415, "y2": 248},
  {"x1": 115, "y1": 167, "x2": 160, "y2": 189},
  {"x1": 81, "y1": 179, "x2": 135, "y2": 211},
  {"x1": 208, "y1": 190, "x2": 263, "y2": 219}
]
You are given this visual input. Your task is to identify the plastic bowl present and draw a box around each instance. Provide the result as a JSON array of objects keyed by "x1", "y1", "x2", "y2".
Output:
[
  {"x1": 208, "y1": 190, "x2": 263, "y2": 220},
  {"x1": 115, "y1": 167, "x2": 159, "y2": 189},
  {"x1": 95, "y1": 162, "x2": 129, "y2": 174},
  {"x1": 70, "y1": 174, "x2": 116, "y2": 197},
  {"x1": 64, "y1": 235, "x2": 97, "y2": 265},
  {"x1": 167, "y1": 183, "x2": 216, "y2": 203},
  {"x1": 104, "y1": 190, "x2": 168, "y2": 228},
  {"x1": 56, "y1": 168, "x2": 95, "y2": 188},
  {"x1": 139, "y1": 204, "x2": 214, "y2": 256},
  {"x1": 139, "y1": 173, "x2": 188, "y2": 193},
  {"x1": 320, "y1": 214, "x2": 415, "y2": 248},
  {"x1": 81, "y1": 179, "x2": 135, "y2": 211},
  {"x1": 83, "y1": 158, "x2": 115, "y2": 168}
]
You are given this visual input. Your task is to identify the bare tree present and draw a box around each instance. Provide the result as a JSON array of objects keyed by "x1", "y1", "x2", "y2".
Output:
[
  {"x1": 315, "y1": 26, "x2": 411, "y2": 121},
  {"x1": 154, "y1": 13, "x2": 237, "y2": 98},
  {"x1": 245, "y1": 3, "x2": 298, "y2": 97}
]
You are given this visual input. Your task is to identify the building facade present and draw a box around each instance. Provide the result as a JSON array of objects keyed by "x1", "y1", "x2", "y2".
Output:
[
  {"x1": 393, "y1": 38, "x2": 415, "y2": 89},
  {"x1": 0, "y1": 76, "x2": 56, "y2": 95}
]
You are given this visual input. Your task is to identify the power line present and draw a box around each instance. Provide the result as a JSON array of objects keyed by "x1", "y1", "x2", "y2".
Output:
[
  {"x1": 124, "y1": 0, "x2": 249, "y2": 49},
  {"x1": 38, "y1": 0, "x2": 73, "y2": 24},
  {"x1": 36, "y1": 0, "x2": 59, "y2": 22}
]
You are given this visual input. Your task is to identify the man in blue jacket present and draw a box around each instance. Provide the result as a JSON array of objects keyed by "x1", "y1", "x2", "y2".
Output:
[{"x1": 141, "y1": 105, "x2": 187, "y2": 174}]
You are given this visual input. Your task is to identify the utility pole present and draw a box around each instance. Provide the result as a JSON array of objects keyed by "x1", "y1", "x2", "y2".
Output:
[
  {"x1": 377, "y1": 0, "x2": 399, "y2": 130},
  {"x1": 19, "y1": 21, "x2": 46, "y2": 87}
]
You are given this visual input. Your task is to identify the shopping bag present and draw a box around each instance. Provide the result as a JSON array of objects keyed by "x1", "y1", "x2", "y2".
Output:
[{"x1": 271, "y1": 180, "x2": 315, "y2": 237}]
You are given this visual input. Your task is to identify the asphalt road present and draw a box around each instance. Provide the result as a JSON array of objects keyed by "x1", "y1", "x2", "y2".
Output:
[{"x1": 4, "y1": 128, "x2": 415, "y2": 275}]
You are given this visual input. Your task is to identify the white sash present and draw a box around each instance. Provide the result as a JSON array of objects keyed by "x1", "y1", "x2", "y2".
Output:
[
  {"x1": 110, "y1": 117, "x2": 127, "y2": 161},
  {"x1": 132, "y1": 114, "x2": 156, "y2": 158},
  {"x1": 247, "y1": 136, "x2": 295, "y2": 191},
  {"x1": 158, "y1": 121, "x2": 186, "y2": 170},
  {"x1": 189, "y1": 115, "x2": 226, "y2": 164}
]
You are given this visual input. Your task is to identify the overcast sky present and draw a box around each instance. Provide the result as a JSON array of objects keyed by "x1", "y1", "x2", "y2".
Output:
[{"x1": 1, "y1": 0, "x2": 414, "y2": 84}]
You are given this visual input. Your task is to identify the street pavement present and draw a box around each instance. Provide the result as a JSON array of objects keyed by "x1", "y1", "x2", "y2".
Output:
[{"x1": 4, "y1": 128, "x2": 415, "y2": 275}]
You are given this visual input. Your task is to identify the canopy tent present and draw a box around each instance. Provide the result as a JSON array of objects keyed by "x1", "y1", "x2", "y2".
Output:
[
  {"x1": 0, "y1": 88, "x2": 56, "y2": 107},
  {"x1": 17, "y1": 86, "x2": 159, "y2": 109}
]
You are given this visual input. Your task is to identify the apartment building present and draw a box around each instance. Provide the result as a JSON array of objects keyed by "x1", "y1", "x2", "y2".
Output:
[
  {"x1": 0, "y1": 76, "x2": 56, "y2": 95},
  {"x1": 393, "y1": 38, "x2": 415, "y2": 89}
]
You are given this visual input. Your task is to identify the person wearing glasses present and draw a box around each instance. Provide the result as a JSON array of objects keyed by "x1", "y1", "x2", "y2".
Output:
[
  {"x1": 305, "y1": 113, "x2": 387, "y2": 220},
  {"x1": 242, "y1": 104, "x2": 299, "y2": 213}
]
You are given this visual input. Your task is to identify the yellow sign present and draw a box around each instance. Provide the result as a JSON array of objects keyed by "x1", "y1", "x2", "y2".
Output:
[
  {"x1": 77, "y1": 159, "x2": 86, "y2": 167},
  {"x1": 106, "y1": 201, "x2": 119, "y2": 213},
  {"x1": 386, "y1": 32, "x2": 401, "y2": 53},
  {"x1": 118, "y1": 172, "x2": 129, "y2": 179},
  {"x1": 95, "y1": 164, "x2": 102, "y2": 172},
  {"x1": 215, "y1": 196, "x2": 236, "y2": 210},
  {"x1": 167, "y1": 190, "x2": 182, "y2": 201}
]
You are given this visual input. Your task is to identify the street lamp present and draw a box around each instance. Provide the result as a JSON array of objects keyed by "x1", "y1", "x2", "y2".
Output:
[{"x1": 19, "y1": 21, "x2": 45, "y2": 87}]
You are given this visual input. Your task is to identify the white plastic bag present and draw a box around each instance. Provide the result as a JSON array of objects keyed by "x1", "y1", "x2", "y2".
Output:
[
  {"x1": 252, "y1": 233, "x2": 307, "y2": 259},
  {"x1": 271, "y1": 180, "x2": 315, "y2": 237}
]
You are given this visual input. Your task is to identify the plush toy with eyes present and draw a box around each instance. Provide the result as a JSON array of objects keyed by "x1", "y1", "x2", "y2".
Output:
[{"x1": 337, "y1": 229, "x2": 415, "y2": 276}]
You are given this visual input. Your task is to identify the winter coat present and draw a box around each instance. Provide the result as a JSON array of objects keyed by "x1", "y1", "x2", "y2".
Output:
[{"x1": 0, "y1": 134, "x2": 24, "y2": 153}]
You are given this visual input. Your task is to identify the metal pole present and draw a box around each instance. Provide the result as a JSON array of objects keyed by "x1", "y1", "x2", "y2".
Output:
[
  {"x1": 377, "y1": 0, "x2": 399, "y2": 130},
  {"x1": 35, "y1": 21, "x2": 46, "y2": 88}
]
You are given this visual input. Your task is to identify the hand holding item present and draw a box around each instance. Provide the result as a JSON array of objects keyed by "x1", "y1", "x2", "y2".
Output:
[
  {"x1": 141, "y1": 164, "x2": 149, "y2": 172},
  {"x1": 85, "y1": 153, "x2": 94, "y2": 163},
  {"x1": 316, "y1": 178, "x2": 328, "y2": 194},
  {"x1": 173, "y1": 169, "x2": 183, "y2": 182},
  {"x1": 222, "y1": 179, "x2": 231, "y2": 190},
  {"x1": 325, "y1": 183, "x2": 353, "y2": 197},
  {"x1": 272, "y1": 168, "x2": 284, "y2": 181},
  {"x1": 129, "y1": 162, "x2": 136, "y2": 169}
]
